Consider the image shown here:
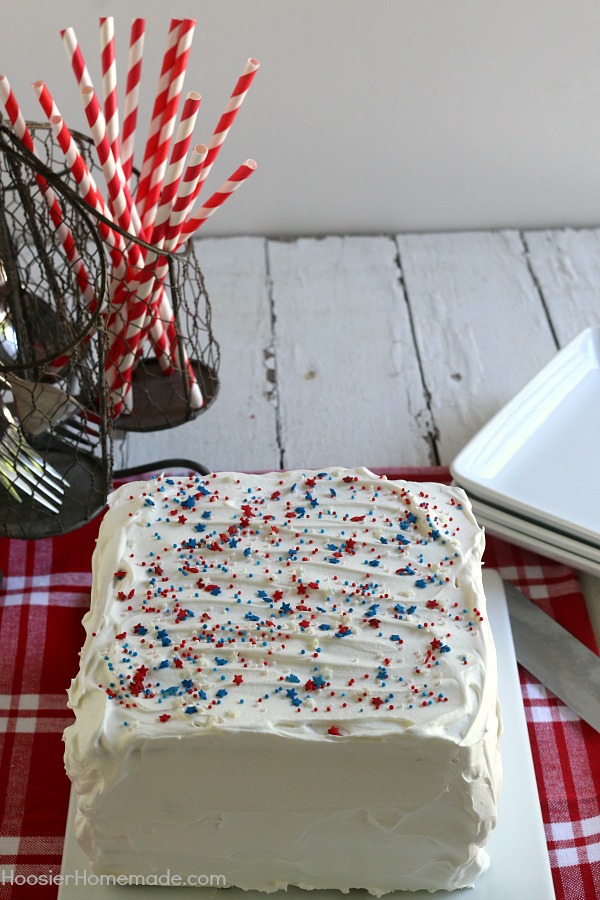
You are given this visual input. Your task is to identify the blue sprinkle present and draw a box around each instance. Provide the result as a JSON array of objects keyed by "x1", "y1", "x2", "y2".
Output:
[
  {"x1": 318, "y1": 623, "x2": 332, "y2": 631},
  {"x1": 285, "y1": 674, "x2": 301, "y2": 683},
  {"x1": 215, "y1": 657, "x2": 228, "y2": 666},
  {"x1": 415, "y1": 579, "x2": 428, "y2": 589},
  {"x1": 216, "y1": 689, "x2": 228, "y2": 698},
  {"x1": 245, "y1": 612, "x2": 260, "y2": 622},
  {"x1": 185, "y1": 706, "x2": 197, "y2": 715}
]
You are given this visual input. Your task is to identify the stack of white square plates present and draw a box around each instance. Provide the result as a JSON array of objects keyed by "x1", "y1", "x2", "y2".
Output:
[{"x1": 450, "y1": 326, "x2": 600, "y2": 577}]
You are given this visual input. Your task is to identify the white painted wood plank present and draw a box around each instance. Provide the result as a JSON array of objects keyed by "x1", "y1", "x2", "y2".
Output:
[
  {"x1": 121, "y1": 237, "x2": 280, "y2": 473},
  {"x1": 396, "y1": 230, "x2": 557, "y2": 465},
  {"x1": 268, "y1": 236, "x2": 433, "y2": 470},
  {"x1": 523, "y1": 228, "x2": 600, "y2": 343}
]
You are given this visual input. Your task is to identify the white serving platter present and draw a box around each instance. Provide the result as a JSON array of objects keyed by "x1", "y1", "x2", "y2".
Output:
[
  {"x1": 58, "y1": 571, "x2": 555, "y2": 900},
  {"x1": 451, "y1": 326, "x2": 600, "y2": 548}
]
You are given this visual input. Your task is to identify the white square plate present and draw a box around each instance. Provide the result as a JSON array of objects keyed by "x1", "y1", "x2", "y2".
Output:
[
  {"x1": 471, "y1": 501, "x2": 600, "y2": 578},
  {"x1": 58, "y1": 571, "x2": 555, "y2": 900},
  {"x1": 451, "y1": 326, "x2": 600, "y2": 548}
]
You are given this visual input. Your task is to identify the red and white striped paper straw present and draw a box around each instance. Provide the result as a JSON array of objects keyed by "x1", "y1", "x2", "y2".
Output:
[
  {"x1": 141, "y1": 95, "x2": 202, "y2": 377},
  {"x1": 60, "y1": 26, "x2": 93, "y2": 90},
  {"x1": 34, "y1": 81, "x2": 127, "y2": 274},
  {"x1": 121, "y1": 17, "x2": 145, "y2": 184},
  {"x1": 44, "y1": 110, "x2": 129, "y2": 281},
  {"x1": 141, "y1": 144, "x2": 210, "y2": 400},
  {"x1": 0, "y1": 74, "x2": 97, "y2": 313},
  {"x1": 100, "y1": 16, "x2": 120, "y2": 162},
  {"x1": 80, "y1": 85, "x2": 143, "y2": 261},
  {"x1": 134, "y1": 18, "x2": 182, "y2": 212},
  {"x1": 136, "y1": 143, "x2": 208, "y2": 363},
  {"x1": 192, "y1": 58, "x2": 259, "y2": 204},
  {"x1": 63, "y1": 26, "x2": 140, "y2": 232},
  {"x1": 165, "y1": 142, "x2": 209, "y2": 243},
  {"x1": 148, "y1": 91, "x2": 201, "y2": 246},
  {"x1": 177, "y1": 159, "x2": 257, "y2": 245},
  {"x1": 138, "y1": 19, "x2": 196, "y2": 238},
  {"x1": 103, "y1": 269, "x2": 160, "y2": 415}
]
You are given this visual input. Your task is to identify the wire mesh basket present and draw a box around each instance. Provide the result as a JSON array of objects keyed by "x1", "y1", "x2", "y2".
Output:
[
  {"x1": 4, "y1": 122, "x2": 220, "y2": 433},
  {"x1": 0, "y1": 122, "x2": 111, "y2": 539}
]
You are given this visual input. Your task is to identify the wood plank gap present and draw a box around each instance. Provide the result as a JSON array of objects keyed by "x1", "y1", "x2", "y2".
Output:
[
  {"x1": 392, "y1": 236, "x2": 440, "y2": 466},
  {"x1": 518, "y1": 230, "x2": 560, "y2": 350},
  {"x1": 263, "y1": 239, "x2": 285, "y2": 470}
]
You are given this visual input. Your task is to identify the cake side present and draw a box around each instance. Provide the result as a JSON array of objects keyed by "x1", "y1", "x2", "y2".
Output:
[{"x1": 64, "y1": 467, "x2": 502, "y2": 894}]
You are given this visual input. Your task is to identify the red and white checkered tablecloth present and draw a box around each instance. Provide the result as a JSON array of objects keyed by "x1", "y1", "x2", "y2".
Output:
[{"x1": 0, "y1": 467, "x2": 598, "y2": 899}]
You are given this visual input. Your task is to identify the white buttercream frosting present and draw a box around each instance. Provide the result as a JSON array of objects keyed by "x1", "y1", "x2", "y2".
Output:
[{"x1": 64, "y1": 467, "x2": 502, "y2": 894}]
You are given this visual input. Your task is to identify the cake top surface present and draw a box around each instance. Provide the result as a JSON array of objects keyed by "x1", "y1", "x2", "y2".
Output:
[{"x1": 71, "y1": 467, "x2": 494, "y2": 744}]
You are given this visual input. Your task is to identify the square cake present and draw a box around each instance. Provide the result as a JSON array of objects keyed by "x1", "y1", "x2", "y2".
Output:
[{"x1": 64, "y1": 467, "x2": 502, "y2": 894}]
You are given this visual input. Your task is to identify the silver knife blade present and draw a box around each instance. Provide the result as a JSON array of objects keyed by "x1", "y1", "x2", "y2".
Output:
[{"x1": 504, "y1": 580, "x2": 600, "y2": 733}]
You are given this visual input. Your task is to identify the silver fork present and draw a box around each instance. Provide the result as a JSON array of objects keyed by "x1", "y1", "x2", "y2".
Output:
[
  {"x1": 53, "y1": 406, "x2": 103, "y2": 452},
  {"x1": 0, "y1": 371, "x2": 102, "y2": 453},
  {"x1": 0, "y1": 400, "x2": 68, "y2": 513}
]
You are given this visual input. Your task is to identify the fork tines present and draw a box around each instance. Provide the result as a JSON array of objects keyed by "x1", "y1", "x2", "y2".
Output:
[
  {"x1": 53, "y1": 407, "x2": 102, "y2": 452},
  {"x1": 0, "y1": 406, "x2": 69, "y2": 513}
]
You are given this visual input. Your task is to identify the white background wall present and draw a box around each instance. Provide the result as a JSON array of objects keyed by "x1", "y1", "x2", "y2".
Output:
[{"x1": 2, "y1": 0, "x2": 600, "y2": 236}]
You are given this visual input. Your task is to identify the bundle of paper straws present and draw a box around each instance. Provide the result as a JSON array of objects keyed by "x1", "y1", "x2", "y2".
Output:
[{"x1": 0, "y1": 17, "x2": 259, "y2": 418}]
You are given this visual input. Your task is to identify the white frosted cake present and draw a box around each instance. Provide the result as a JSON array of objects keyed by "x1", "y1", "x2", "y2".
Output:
[{"x1": 64, "y1": 467, "x2": 502, "y2": 895}]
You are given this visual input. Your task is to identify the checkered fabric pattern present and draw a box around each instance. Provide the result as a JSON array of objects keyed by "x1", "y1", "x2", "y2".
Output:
[{"x1": 0, "y1": 467, "x2": 598, "y2": 899}]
